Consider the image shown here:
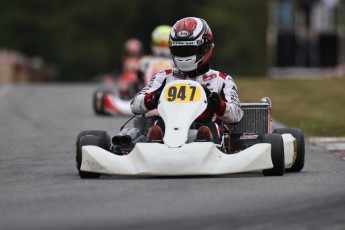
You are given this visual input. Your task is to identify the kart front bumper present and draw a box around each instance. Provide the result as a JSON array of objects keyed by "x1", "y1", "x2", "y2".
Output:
[{"x1": 81, "y1": 142, "x2": 273, "y2": 176}]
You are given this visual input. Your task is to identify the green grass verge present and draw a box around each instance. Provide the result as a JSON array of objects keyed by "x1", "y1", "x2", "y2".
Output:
[{"x1": 235, "y1": 77, "x2": 345, "y2": 137}]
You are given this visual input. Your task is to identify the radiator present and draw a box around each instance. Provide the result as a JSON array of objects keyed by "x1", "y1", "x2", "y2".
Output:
[{"x1": 230, "y1": 103, "x2": 270, "y2": 134}]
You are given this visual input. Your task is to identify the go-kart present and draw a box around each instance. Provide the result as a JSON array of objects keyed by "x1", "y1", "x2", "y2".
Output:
[
  {"x1": 77, "y1": 80, "x2": 305, "y2": 178},
  {"x1": 92, "y1": 57, "x2": 173, "y2": 116},
  {"x1": 93, "y1": 70, "x2": 138, "y2": 116}
]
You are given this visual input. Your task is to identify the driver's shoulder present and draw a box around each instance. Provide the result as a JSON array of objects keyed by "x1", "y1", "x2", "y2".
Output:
[{"x1": 203, "y1": 69, "x2": 233, "y2": 82}]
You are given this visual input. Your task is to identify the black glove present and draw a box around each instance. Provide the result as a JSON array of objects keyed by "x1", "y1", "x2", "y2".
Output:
[
  {"x1": 144, "y1": 90, "x2": 161, "y2": 109},
  {"x1": 144, "y1": 79, "x2": 167, "y2": 110},
  {"x1": 208, "y1": 92, "x2": 222, "y2": 111}
]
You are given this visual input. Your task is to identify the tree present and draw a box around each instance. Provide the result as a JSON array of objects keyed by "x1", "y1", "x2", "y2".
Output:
[{"x1": 0, "y1": 0, "x2": 268, "y2": 81}]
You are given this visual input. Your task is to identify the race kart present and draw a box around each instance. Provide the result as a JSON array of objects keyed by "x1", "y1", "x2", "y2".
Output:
[
  {"x1": 92, "y1": 57, "x2": 173, "y2": 116},
  {"x1": 77, "y1": 80, "x2": 305, "y2": 178},
  {"x1": 93, "y1": 70, "x2": 137, "y2": 116}
]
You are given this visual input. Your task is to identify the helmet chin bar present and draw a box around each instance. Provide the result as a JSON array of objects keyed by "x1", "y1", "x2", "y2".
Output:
[
  {"x1": 173, "y1": 54, "x2": 207, "y2": 72},
  {"x1": 173, "y1": 55, "x2": 201, "y2": 72}
]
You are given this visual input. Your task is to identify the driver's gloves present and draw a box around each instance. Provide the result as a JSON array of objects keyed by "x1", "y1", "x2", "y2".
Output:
[
  {"x1": 144, "y1": 90, "x2": 161, "y2": 110},
  {"x1": 208, "y1": 92, "x2": 226, "y2": 116}
]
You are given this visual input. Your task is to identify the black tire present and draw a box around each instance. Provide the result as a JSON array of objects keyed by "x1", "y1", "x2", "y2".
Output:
[
  {"x1": 76, "y1": 130, "x2": 111, "y2": 179},
  {"x1": 273, "y1": 128, "x2": 305, "y2": 172},
  {"x1": 262, "y1": 133, "x2": 285, "y2": 176},
  {"x1": 92, "y1": 90, "x2": 105, "y2": 115},
  {"x1": 76, "y1": 130, "x2": 111, "y2": 157}
]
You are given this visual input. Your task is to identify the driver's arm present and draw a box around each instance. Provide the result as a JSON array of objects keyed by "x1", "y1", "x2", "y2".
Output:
[
  {"x1": 217, "y1": 75, "x2": 243, "y2": 124},
  {"x1": 130, "y1": 72, "x2": 166, "y2": 114}
]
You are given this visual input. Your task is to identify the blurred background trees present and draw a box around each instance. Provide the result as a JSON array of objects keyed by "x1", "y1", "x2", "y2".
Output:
[
  {"x1": 1, "y1": 0, "x2": 344, "y2": 82},
  {"x1": 0, "y1": 0, "x2": 272, "y2": 81}
]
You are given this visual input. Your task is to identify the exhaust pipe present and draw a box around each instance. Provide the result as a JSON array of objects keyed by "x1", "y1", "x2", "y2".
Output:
[
  {"x1": 112, "y1": 128, "x2": 141, "y2": 146},
  {"x1": 112, "y1": 135, "x2": 123, "y2": 145}
]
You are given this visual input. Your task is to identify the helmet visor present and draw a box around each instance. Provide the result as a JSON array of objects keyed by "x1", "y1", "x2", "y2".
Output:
[{"x1": 170, "y1": 45, "x2": 198, "y2": 57}]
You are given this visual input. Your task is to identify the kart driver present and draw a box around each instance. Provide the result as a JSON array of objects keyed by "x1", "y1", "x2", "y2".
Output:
[
  {"x1": 137, "y1": 25, "x2": 174, "y2": 89},
  {"x1": 130, "y1": 17, "x2": 243, "y2": 144},
  {"x1": 117, "y1": 38, "x2": 144, "y2": 99},
  {"x1": 121, "y1": 38, "x2": 144, "y2": 72}
]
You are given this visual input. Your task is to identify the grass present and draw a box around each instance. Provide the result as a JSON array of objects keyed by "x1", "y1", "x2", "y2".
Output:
[{"x1": 235, "y1": 77, "x2": 345, "y2": 137}]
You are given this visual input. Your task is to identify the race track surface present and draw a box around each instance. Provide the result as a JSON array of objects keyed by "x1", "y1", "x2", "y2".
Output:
[{"x1": 0, "y1": 84, "x2": 344, "y2": 230}]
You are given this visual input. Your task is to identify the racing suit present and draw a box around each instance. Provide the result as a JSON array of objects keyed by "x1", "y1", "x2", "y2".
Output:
[
  {"x1": 130, "y1": 66, "x2": 243, "y2": 143},
  {"x1": 137, "y1": 55, "x2": 174, "y2": 87}
]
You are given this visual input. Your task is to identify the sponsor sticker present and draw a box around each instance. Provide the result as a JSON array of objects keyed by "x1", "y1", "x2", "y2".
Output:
[
  {"x1": 203, "y1": 74, "x2": 217, "y2": 81},
  {"x1": 240, "y1": 134, "x2": 259, "y2": 140},
  {"x1": 177, "y1": 30, "x2": 190, "y2": 37}
]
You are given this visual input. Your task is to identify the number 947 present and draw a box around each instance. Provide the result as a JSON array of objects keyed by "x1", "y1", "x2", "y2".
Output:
[{"x1": 163, "y1": 84, "x2": 201, "y2": 103}]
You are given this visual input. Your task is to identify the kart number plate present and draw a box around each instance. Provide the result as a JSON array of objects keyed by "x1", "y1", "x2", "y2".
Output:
[{"x1": 164, "y1": 83, "x2": 201, "y2": 103}]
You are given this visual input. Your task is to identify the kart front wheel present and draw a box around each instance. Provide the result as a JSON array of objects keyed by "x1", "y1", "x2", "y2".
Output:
[
  {"x1": 273, "y1": 128, "x2": 305, "y2": 172},
  {"x1": 262, "y1": 133, "x2": 285, "y2": 176},
  {"x1": 92, "y1": 90, "x2": 104, "y2": 115},
  {"x1": 93, "y1": 90, "x2": 113, "y2": 115},
  {"x1": 76, "y1": 130, "x2": 111, "y2": 179},
  {"x1": 76, "y1": 130, "x2": 111, "y2": 152}
]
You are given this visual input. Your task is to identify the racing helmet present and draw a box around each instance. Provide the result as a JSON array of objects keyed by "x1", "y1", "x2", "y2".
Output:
[
  {"x1": 151, "y1": 25, "x2": 171, "y2": 57},
  {"x1": 169, "y1": 17, "x2": 214, "y2": 72},
  {"x1": 124, "y1": 38, "x2": 143, "y2": 56}
]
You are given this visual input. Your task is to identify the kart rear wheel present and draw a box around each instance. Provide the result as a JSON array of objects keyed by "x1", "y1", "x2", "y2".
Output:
[
  {"x1": 76, "y1": 130, "x2": 111, "y2": 179},
  {"x1": 262, "y1": 133, "x2": 285, "y2": 176},
  {"x1": 273, "y1": 128, "x2": 305, "y2": 172}
]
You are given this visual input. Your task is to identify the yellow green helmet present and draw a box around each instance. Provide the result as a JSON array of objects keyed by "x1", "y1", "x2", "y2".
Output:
[{"x1": 151, "y1": 25, "x2": 172, "y2": 57}]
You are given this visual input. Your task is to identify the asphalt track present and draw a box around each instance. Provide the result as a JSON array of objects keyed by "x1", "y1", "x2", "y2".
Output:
[{"x1": 0, "y1": 84, "x2": 344, "y2": 230}]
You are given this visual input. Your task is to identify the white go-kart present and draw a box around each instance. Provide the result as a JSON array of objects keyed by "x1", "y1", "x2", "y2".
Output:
[
  {"x1": 76, "y1": 80, "x2": 305, "y2": 178},
  {"x1": 92, "y1": 58, "x2": 173, "y2": 116}
]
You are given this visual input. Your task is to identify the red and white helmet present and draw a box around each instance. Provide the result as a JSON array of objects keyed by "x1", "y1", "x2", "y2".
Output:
[{"x1": 169, "y1": 17, "x2": 214, "y2": 72}]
